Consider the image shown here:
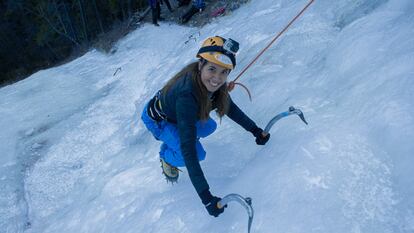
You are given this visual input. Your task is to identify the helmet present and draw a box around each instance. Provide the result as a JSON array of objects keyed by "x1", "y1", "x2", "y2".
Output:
[{"x1": 196, "y1": 36, "x2": 239, "y2": 70}]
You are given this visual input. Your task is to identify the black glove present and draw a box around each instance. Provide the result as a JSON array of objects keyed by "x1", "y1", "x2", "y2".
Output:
[
  {"x1": 251, "y1": 127, "x2": 270, "y2": 145},
  {"x1": 199, "y1": 189, "x2": 226, "y2": 217}
]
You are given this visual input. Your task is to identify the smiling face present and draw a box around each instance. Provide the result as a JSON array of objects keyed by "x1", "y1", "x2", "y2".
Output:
[{"x1": 199, "y1": 61, "x2": 231, "y2": 92}]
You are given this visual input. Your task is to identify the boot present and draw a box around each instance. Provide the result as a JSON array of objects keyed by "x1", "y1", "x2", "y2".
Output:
[{"x1": 160, "y1": 158, "x2": 179, "y2": 182}]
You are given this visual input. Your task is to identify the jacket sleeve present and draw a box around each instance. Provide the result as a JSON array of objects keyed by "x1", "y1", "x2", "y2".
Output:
[
  {"x1": 175, "y1": 92, "x2": 210, "y2": 196},
  {"x1": 226, "y1": 96, "x2": 258, "y2": 132}
]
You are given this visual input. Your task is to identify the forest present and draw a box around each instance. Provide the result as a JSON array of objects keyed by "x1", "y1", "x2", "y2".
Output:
[{"x1": 0, "y1": 0, "x2": 148, "y2": 86}]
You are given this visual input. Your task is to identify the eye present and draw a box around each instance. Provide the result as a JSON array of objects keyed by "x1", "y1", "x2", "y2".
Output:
[{"x1": 221, "y1": 69, "x2": 230, "y2": 75}]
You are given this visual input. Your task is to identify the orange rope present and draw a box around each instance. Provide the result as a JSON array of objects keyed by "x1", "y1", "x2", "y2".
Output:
[{"x1": 228, "y1": 0, "x2": 316, "y2": 95}]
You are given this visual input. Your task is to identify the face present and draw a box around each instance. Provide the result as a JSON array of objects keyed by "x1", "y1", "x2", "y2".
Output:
[{"x1": 199, "y1": 61, "x2": 231, "y2": 92}]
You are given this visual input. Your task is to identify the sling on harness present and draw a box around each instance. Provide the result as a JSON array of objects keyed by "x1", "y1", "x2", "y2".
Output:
[{"x1": 147, "y1": 91, "x2": 176, "y2": 124}]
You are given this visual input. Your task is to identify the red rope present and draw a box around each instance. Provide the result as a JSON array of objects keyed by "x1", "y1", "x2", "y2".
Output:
[{"x1": 228, "y1": 0, "x2": 316, "y2": 95}]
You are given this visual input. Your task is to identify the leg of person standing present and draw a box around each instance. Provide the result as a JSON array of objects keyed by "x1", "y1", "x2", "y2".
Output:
[
  {"x1": 149, "y1": 0, "x2": 160, "y2": 26},
  {"x1": 162, "y1": 0, "x2": 173, "y2": 12},
  {"x1": 156, "y1": 0, "x2": 163, "y2": 21}
]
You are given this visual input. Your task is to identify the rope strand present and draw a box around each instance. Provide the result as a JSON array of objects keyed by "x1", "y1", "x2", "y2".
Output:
[{"x1": 228, "y1": 0, "x2": 316, "y2": 94}]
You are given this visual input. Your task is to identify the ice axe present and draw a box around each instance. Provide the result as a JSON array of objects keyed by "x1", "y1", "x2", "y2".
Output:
[
  {"x1": 217, "y1": 194, "x2": 254, "y2": 233},
  {"x1": 262, "y1": 106, "x2": 308, "y2": 136}
]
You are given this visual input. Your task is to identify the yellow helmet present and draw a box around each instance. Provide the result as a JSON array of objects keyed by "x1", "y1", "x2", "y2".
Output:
[{"x1": 196, "y1": 36, "x2": 239, "y2": 70}]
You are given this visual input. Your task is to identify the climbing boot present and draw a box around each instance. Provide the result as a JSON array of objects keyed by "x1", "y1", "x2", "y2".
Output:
[{"x1": 160, "y1": 158, "x2": 179, "y2": 182}]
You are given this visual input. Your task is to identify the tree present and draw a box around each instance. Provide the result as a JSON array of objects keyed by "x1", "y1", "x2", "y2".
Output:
[{"x1": 1, "y1": 0, "x2": 149, "y2": 86}]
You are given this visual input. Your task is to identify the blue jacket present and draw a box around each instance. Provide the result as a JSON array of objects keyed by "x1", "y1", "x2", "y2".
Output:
[
  {"x1": 192, "y1": 0, "x2": 205, "y2": 9},
  {"x1": 160, "y1": 73, "x2": 257, "y2": 196}
]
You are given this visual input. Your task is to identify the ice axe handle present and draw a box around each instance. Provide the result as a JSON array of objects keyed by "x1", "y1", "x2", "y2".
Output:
[
  {"x1": 218, "y1": 194, "x2": 254, "y2": 233},
  {"x1": 216, "y1": 198, "x2": 251, "y2": 209},
  {"x1": 217, "y1": 194, "x2": 254, "y2": 214},
  {"x1": 264, "y1": 106, "x2": 308, "y2": 134}
]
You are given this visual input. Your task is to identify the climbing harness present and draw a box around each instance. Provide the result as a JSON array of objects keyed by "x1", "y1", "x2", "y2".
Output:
[
  {"x1": 227, "y1": 0, "x2": 316, "y2": 100},
  {"x1": 218, "y1": 194, "x2": 254, "y2": 233},
  {"x1": 264, "y1": 106, "x2": 308, "y2": 135}
]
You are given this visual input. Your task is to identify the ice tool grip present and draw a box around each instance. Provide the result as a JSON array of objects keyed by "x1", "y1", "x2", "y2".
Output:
[
  {"x1": 218, "y1": 194, "x2": 254, "y2": 233},
  {"x1": 264, "y1": 106, "x2": 308, "y2": 134}
]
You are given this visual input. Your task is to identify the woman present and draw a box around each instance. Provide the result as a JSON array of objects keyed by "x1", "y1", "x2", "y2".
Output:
[{"x1": 141, "y1": 36, "x2": 270, "y2": 217}]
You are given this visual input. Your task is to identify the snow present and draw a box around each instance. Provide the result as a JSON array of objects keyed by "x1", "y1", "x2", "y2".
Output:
[{"x1": 1, "y1": 0, "x2": 414, "y2": 232}]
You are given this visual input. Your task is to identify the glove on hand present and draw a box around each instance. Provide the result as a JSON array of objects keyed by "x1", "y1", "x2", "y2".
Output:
[
  {"x1": 205, "y1": 196, "x2": 225, "y2": 217},
  {"x1": 251, "y1": 127, "x2": 270, "y2": 145},
  {"x1": 199, "y1": 190, "x2": 226, "y2": 217}
]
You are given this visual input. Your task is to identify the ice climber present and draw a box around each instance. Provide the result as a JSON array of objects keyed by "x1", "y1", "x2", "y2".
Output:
[
  {"x1": 141, "y1": 36, "x2": 270, "y2": 217},
  {"x1": 180, "y1": 0, "x2": 205, "y2": 24},
  {"x1": 149, "y1": 0, "x2": 173, "y2": 26}
]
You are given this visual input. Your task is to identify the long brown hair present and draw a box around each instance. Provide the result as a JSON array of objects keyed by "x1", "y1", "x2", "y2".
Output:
[{"x1": 161, "y1": 61, "x2": 230, "y2": 121}]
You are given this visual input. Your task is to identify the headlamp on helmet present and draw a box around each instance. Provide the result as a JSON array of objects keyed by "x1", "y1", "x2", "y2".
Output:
[
  {"x1": 223, "y1": 38, "x2": 239, "y2": 54},
  {"x1": 197, "y1": 36, "x2": 240, "y2": 70}
]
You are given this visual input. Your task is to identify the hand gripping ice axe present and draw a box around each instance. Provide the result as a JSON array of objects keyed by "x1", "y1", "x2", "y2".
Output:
[
  {"x1": 217, "y1": 194, "x2": 254, "y2": 233},
  {"x1": 263, "y1": 106, "x2": 308, "y2": 136}
]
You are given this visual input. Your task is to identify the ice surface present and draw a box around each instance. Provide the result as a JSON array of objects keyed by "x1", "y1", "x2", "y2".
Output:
[{"x1": 1, "y1": 0, "x2": 413, "y2": 232}]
